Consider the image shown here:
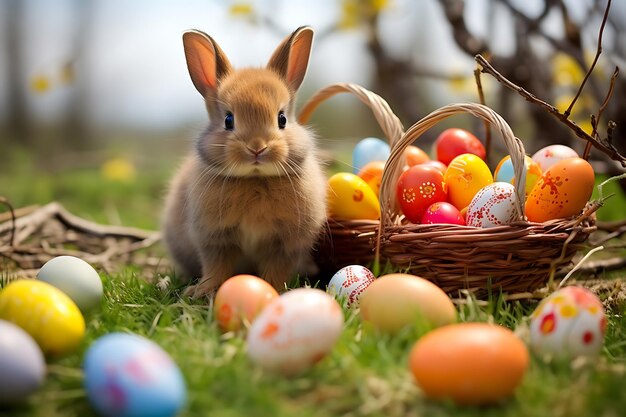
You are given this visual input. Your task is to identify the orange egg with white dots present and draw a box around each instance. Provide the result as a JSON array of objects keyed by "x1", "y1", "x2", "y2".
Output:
[
  {"x1": 525, "y1": 157, "x2": 594, "y2": 222},
  {"x1": 246, "y1": 288, "x2": 344, "y2": 375},
  {"x1": 213, "y1": 275, "x2": 279, "y2": 332}
]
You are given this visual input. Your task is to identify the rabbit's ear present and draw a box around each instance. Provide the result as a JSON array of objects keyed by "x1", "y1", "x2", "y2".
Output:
[
  {"x1": 183, "y1": 30, "x2": 232, "y2": 97},
  {"x1": 267, "y1": 26, "x2": 314, "y2": 92}
]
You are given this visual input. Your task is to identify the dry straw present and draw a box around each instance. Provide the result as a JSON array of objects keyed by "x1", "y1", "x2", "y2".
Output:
[{"x1": 299, "y1": 83, "x2": 598, "y2": 297}]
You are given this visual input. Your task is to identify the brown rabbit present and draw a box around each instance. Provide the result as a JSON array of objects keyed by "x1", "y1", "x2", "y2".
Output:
[{"x1": 162, "y1": 26, "x2": 327, "y2": 298}]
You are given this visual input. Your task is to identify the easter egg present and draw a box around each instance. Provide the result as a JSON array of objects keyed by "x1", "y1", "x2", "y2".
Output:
[
  {"x1": 494, "y1": 155, "x2": 543, "y2": 196},
  {"x1": 421, "y1": 202, "x2": 465, "y2": 225},
  {"x1": 525, "y1": 157, "x2": 594, "y2": 222},
  {"x1": 359, "y1": 274, "x2": 456, "y2": 334},
  {"x1": 531, "y1": 144, "x2": 578, "y2": 172},
  {"x1": 357, "y1": 161, "x2": 385, "y2": 197},
  {"x1": 0, "y1": 280, "x2": 85, "y2": 356},
  {"x1": 0, "y1": 320, "x2": 46, "y2": 403},
  {"x1": 404, "y1": 145, "x2": 430, "y2": 167},
  {"x1": 214, "y1": 275, "x2": 279, "y2": 332},
  {"x1": 352, "y1": 137, "x2": 390, "y2": 174},
  {"x1": 444, "y1": 154, "x2": 493, "y2": 210},
  {"x1": 247, "y1": 288, "x2": 343, "y2": 375},
  {"x1": 409, "y1": 323, "x2": 529, "y2": 405},
  {"x1": 529, "y1": 286, "x2": 606, "y2": 359},
  {"x1": 435, "y1": 128, "x2": 486, "y2": 166},
  {"x1": 37, "y1": 255, "x2": 103, "y2": 313},
  {"x1": 396, "y1": 166, "x2": 447, "y2": 223},
  {"x1": 466, "y1": 182, "x2": 519, "y2": 228},
  {"x1": 419, "y1": 160, "x2": 447, "y2": 174},
  {"x1": 84, "y1": 333, "x2": 187, "y2": 417},
  {"x1": 327, "y1": 265, "x2": 375, "y2": 307},
  {"x1": 327, "y1": 173, "x2": 381, "y2": 220}
]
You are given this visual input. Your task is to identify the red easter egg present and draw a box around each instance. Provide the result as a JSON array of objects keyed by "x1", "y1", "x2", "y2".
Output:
[
  {"x1": 396, "y1": 166, "x2": 447, "y2": 223},
  {"x1": 419, "y1": 160, "x2": 447, "y2": 175},
  {"x1": 421, "y1": 202, "x2": 466, "y2": 225},
  {"x1": 435, "y1": 128, "x2": 486, "y2": 166}
]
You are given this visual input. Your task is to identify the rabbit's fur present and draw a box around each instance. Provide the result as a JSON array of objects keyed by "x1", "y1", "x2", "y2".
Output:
[{"x1": 162, "y1": 27, "x2": 326, "y2": 298}]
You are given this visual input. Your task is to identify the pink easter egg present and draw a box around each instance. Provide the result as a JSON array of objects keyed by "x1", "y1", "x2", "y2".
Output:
[{"x1": 421, "y1": 202, "x2": 466, "y2": 225}]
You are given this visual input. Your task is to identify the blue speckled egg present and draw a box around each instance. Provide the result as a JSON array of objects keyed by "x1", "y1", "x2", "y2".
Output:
[{"x1": 83, "y1": 333, "x2": 186, "y2": 417}]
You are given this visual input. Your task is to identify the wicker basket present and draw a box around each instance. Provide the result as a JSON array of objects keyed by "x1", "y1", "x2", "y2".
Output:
[{"x1": 299, "y1": 83, "x2": 598, "y2": 297}]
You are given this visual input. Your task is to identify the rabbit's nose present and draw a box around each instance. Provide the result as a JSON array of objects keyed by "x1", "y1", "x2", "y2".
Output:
[{"x1": 247, "y1": 146, "x2": 268, "y2": 158}]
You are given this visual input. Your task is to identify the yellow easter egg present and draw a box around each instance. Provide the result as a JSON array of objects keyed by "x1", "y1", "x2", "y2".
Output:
[
  {"x1": 525, "y1": 157, "x2": 594, "y2": 222},
  {"x1": 443, "y1": 154, "x2": 493, "y2": 210},
  {"x1": 327, "y1": 173, "x2": 381, "y2": 220},
  {"x1": 0, "y1": 280, "x2": 86, "y2": 356}
]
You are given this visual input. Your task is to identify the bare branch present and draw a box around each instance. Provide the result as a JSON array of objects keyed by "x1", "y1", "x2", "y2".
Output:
[
  {"x1": 475, "y1": 54, "x2": 626, "y2": 166},
  {"x1": 564, "y1": 0, "x2": 612, "y2": 117}
]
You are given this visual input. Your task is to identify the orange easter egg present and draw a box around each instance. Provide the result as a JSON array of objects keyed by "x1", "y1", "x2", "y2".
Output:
[
  {"x1": 214, "y1": 275, "x2": 279, "y2": 332},
  {"x1": 409, "y1": 323, "x2": 529, "y2": 405},
  {"x1": 405, "y1": 146, "x2": 430, "y2": 167},
  {"x1": 357, "y1": 161, "x2": 385, "y2": 197},
  {"x1": 525, "y1": 157, "x2": 594, "y2": 222}
]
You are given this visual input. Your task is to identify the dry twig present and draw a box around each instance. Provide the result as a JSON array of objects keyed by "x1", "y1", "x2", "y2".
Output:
[{"x1": 0, "y1": 201, "x2": 165, "y2": 280}]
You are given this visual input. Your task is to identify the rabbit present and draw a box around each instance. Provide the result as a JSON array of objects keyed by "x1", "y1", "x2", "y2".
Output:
[{"x1": 162, "y1": 26, "x2": 327, "y2": 299}]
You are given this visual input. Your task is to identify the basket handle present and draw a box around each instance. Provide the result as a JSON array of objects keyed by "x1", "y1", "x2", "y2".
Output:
[
  {"x1": 379, "y1": 103, "x2": 527, "y2": 228},
  {"x1": 297, "y1": 83, "x2": 405, "y2": 149}
]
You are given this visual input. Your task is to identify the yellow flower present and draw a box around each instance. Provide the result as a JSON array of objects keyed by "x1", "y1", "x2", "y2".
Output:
[
  {"x1": 369, "y1": 0, "x2": 390, "y2": 12},
  {"x1": 101, "y1": 157, "x2": 136, "y2": 183},
  {"x1": 552, "y1": 53, "x2": 585, "y2": 87},
  {"x1": 339, "y1": 0, "x2": 360, "y2": 29},
  {"x1": 229, "y1": 2, "x2": 254, "y2": 17},
  {"x1": 31, "y1": 75, "x2": 51, "y2": 94}
]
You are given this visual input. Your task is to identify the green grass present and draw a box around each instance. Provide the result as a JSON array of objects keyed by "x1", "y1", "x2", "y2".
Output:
[
  {"x1": 0, "y1": 272, "x2": 625, "y2": 417},
  {"x1": 1, "y1": 146, "x2": 626, "y2": 416}
]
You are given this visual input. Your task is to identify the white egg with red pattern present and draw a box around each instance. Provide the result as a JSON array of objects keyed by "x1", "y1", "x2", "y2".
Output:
[{"x1": 327, "y1": 265, "x2": 375, "y2": 307}]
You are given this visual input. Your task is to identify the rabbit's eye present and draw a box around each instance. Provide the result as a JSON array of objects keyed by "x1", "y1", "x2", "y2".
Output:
[
  {"x1": 224, "y1": 112, "x2": 234, "y2": 130},
  {"x1": 278, "y1": 111, "x2": 287, "y2": 129}
]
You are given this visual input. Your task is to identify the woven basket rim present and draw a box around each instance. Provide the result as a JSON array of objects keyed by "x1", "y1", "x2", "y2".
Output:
[{"x1": 300, "y1": 82, "x2": 597, "y2": 293}]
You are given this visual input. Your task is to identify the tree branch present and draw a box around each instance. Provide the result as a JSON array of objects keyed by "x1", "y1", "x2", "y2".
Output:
[{"x1": 475, "y1": 54, "x2": 626, "y2": 166}]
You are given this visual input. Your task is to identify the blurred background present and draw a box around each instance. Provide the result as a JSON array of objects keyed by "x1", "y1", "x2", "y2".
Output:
[{"x1": 1, "y1": 0, "x2": 625, "y2": 229}]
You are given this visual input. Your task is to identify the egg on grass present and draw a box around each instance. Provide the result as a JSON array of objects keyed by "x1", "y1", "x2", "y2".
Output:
[
  {"x1": 529, "y1": 286, "x2": 606, "y2": 359},
  {"x1": 359, "y1": 274, "x2": 456, "y2": 334},
  {"x1": 83, "y1": 333, "x2": 187, "y2": 417},
  {"x1": 246, "y1": 288, "x2": 344, "y2": 376},
  {"x1": 327, "y1": 265, "x2": 375, "y2": 307},
  {"x1": 0, "y1": 279, "x2": 85, "y2": 356},
  {"x1": 0, "y1": 319, "x2": 46, "y2": 404},
  {"x1": 37, "y1": 255, "x2": 103, "y2": 313},
  {"x1": 409, "y1": 323, "x2": 529, "y2": 405},
  {"x1": 213, "y1": 274, "x2": 279, "y2": 332}
]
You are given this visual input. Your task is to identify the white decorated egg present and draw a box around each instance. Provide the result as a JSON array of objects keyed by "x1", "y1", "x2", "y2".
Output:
[
  {"x1": 529, "y1": 286, "x2": 606, "y2": 359},
  {"x1": 0, "y1": 320, "x2": 46, "y2": 404},
  {"x1": 37, "y1": 255, "x2": 103, "y2": 313},
  {"x1": 247, "y1": 288, "x2": 344, "y2": 375},
  {"x1": 83, "y1": 333, "x2": 187, "y2": 417},
  {"x1": 465, "y1": 182, "x2": 519, "y2": 228},
  {"x1": 531, "y1": 145, "x2": 578, "y2": 172},
  {"x1": 327, "y1": 265, "x2": 375, "y2": 307}
]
